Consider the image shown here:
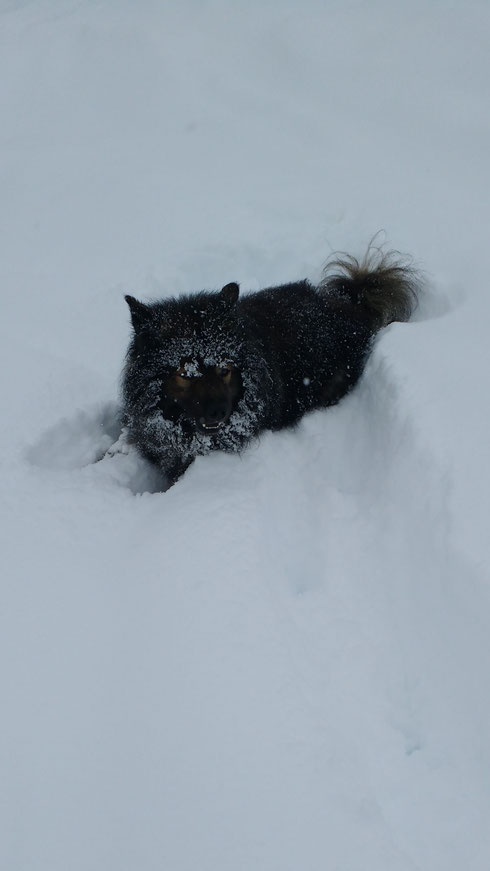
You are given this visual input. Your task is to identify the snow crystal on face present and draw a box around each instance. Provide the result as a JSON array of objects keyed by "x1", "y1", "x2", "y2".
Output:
[
  {"x1": 303, "y1": 377, "x2": 311, "y2": 386},
  {"x1": 181, "y1": 360, "x2": 202, "y2": 378},
  {"x1": 154, "y1": 337, "x2": 238, "y2": 372},
  {"x1": 203, "y1": 354, "x2": 231, "y2": 369}
]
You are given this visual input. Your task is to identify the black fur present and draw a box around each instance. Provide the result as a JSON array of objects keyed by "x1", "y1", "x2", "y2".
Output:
[{"x1": 121, "y1": 247, "x2": 419, "y2": 486}]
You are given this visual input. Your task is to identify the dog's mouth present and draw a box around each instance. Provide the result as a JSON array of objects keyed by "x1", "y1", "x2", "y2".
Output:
[{"x1": 197, "y1": 419, "x2": 226, "y2": 434}]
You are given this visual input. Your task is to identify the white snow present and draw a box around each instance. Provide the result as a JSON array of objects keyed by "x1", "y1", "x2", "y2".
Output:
[
  {"x1": 181, "y1": 361, "x2": 202, "y2": 378},
  {"x1": 1, "y1": 1, "x2": 490, "y2": 869}
]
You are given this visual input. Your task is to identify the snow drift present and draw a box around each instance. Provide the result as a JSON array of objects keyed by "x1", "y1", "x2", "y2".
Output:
[{"x1": 1, "y1": 1, "x2": 490, "y2": 869}]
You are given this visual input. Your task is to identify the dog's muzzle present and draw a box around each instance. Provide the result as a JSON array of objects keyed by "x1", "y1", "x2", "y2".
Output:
[{"x1": 197, "y1": 417, "x2": 226, "y2": 434}]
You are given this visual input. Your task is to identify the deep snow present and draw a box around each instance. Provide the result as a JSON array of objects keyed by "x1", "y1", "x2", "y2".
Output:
[{"x1": 1, "y1": 1, "x2": 490, "y2": 869}]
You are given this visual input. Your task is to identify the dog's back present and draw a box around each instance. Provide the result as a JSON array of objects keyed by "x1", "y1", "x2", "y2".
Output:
[{"x1": 237, "y1": 248, "x2": 418, "y2": 428}]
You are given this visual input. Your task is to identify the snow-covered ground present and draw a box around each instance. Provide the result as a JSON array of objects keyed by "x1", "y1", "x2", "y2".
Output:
[{"x1": 1, "y1": 1, "x2": 490, "y2": 868}]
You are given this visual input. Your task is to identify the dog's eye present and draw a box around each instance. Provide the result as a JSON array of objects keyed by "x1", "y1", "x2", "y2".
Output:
[{"x1": 217, "y1": 365, "x2": 232, "y2": 378}]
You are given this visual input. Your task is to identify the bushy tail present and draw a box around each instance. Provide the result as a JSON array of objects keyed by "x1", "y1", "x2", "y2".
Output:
[{"x1": 320, "y1": 244, "x2": 420, "y2": 329}]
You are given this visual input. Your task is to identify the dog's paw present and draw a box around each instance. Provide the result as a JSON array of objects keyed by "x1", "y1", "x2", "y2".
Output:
[{"x1": 104, "y1": 427, "x2": 132, "y2": 459}]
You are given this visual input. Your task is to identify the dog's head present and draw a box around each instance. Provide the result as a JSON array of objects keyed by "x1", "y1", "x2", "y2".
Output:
[{"x1": 123, "y1": 282, "x2": 243, "y2": 435}]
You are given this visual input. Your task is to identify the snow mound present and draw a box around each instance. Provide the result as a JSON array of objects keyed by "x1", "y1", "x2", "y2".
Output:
[{"x1": 2, "y1": 1, "x2": 490, "y2": 869}]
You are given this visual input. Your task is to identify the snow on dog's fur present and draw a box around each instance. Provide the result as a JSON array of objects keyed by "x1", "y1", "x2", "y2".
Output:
[{"x1": 121, "y1": 246, "x2": 419, "y2": 486}]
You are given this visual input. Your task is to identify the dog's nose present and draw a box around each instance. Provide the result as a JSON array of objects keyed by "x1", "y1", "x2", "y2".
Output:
[{"x1": 203, "y1": 398, "x2": 228, "y2": 424}]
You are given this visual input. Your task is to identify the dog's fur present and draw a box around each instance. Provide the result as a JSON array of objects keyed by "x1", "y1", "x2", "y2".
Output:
[{"x1": 121, "y1": 247, "x2": 419, "y2": 486}]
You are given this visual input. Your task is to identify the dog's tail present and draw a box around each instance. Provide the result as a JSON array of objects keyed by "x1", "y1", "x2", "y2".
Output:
[{"x1": 320, "y1": 244, "x2": 420, "y2": 329}]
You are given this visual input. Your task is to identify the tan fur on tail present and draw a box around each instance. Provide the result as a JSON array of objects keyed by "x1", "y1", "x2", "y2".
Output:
[{"x1": 320, "y1": 245, "x2": 420, "y2": 328}]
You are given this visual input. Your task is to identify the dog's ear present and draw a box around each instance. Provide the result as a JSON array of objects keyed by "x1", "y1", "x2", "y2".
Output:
[
  {"x1": 125, "y1": 295, "x2": 151, "y2": 331},
  {"x1": 219, "y1": 282, "x2": 240, "y2": 309}
]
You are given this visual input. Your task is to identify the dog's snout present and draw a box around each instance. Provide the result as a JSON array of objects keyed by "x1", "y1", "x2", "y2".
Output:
[{"x1": 204, "y1": 397, "x2": 228, "y2": 424}]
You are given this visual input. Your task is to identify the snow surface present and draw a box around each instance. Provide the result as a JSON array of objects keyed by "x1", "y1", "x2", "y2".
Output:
[{"x1": 1, "y1": 1, "x2": 490, "y2": 869}]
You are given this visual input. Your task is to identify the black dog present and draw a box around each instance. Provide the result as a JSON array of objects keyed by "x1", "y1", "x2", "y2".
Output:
[{"x1": 121, "y1": 248, "x2": 419, "y2": 486}]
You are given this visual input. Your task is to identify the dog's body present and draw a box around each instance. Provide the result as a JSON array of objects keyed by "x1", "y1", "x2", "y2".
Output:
[{"x1": 121, "y1": 249, "x2": 418, "y2": 486}]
